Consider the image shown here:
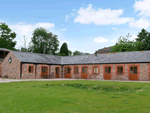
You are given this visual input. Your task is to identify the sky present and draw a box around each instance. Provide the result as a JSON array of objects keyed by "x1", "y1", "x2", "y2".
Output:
[{"x1": 0, "y1": 0, "x2": 150, "y2": 54}]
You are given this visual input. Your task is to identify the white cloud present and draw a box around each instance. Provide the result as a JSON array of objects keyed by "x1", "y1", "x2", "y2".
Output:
[
  {"x1": 0, "y1": 20, "x2": 4, "y2": 23},
  {"x1": 36, "y1": 22, "x2": 55, "y2": 29},
  {"x1": 112, "y1": 27, "x2": 117, "y2": 30},
  {"x1": 74, "y1": 4, "x2": 134, "y2": 25},
  {"x1": 8, "y1": 22, "x2": 55, "y2": 49},
  {"x1": 59, "y1": 39, "x2": 70, "y2": 44},
  {"x1": 61, "y1": 28, "x2": 67, "y2": 31},
  {"x1": 130, "y1": 35, "x2": 138, "y2": 41},
  {"x1": 93, "y1": 37, "x2": 108, "y2": 43},
  {"x1": 110, "y1": 38, "x2": 118, "y2": 43},
  {"x1": 129, "y1": 18, "x2": 150, "y2": 29},
  {"x1": 65, "y1": 15, "x2": 70, "y2": 22},
  {"x1": 72, "y1": 9, "x2": 76, "y2": 12},
  {"x1": 134, "y1": 0, "x2": 150, "y2": 17}
]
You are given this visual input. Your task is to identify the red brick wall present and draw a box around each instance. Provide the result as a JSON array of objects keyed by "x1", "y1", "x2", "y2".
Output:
[
  {"x1": 49, "y1": 65, "x2": 61, "y2": 78},
  {"x1": 1, "y1": 51, "x2": 21, "y2": 78},
  {"x1": 2, "y1": 52, "x2": 150, "y2": 81},
  {"x1": 21, "y1": 64, "x2": 62, "y2": 79},
  {"x1": 62, "y1": 63, "x2": 150, "y2": 81},
  {"x1": 22, "y1": 64, "x2": 36, "y2": 79}
]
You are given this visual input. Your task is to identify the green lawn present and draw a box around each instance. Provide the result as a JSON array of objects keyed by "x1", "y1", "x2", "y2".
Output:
[{"x1": 0, "y1": 80, "x2": 150, "y2": 113}]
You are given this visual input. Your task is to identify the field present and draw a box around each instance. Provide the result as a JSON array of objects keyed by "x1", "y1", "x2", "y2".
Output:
[{"x1": 0, "y1": 80, "x2": 150, "y2": 113}]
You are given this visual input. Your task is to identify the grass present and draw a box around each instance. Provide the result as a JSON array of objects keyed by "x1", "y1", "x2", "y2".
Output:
[{"x1": 0, "y1": 80, "x2": 150, "y2": 113}]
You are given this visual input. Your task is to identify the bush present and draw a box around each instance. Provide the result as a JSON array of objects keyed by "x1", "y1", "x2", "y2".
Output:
[{"x1": 43, "y1": 83, "x2": 142, "y2": 92}]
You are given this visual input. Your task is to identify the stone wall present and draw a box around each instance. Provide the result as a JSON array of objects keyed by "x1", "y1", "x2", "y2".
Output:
[{"x1": 1, "y1": 52, "x2": 21, "y2": 78}]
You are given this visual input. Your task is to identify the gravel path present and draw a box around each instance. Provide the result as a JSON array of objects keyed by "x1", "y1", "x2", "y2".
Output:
[{"x1": 0, "y1": 78, "x2": 150, "y2": 83}]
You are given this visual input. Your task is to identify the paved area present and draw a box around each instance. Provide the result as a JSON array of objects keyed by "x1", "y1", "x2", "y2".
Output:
[{"x1": 0, "y1": 78, "x2": 150, "y2": 83}]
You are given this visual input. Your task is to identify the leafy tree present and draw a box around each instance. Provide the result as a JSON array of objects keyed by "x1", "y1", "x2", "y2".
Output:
[
  {"x1": 111, "y1": 33, "x2": 143, "y2": 52},
  {"x1": 28, "y1": 27, "x2": 59, "y2": 54},
  {"x1": 0, "y1": 22, "x2": 17, "y2": 50},
  {"x1": 68, "y1": 50, "x2": 72, "y2": 56},
  {"x1": 59, "y1": 43, "x2": 69, "y2": 56},
  {"x1": 21, "y1": 47, "x2": 27, "y2": 52},
  {"x1": 73, "y1": 50, "x2": 90, "y2": 56},
  {"x1": 136, "y1": 28, "x2": 150, "y2": 50}
]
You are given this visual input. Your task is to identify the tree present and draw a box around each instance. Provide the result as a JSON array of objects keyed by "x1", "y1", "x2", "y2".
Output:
[
  {"x1": 111, "y1": 33, "x2": 143, "y2": 52},
  {"x1": 73, "y1": 50, "x2": 90, "y2": 56},
  {"x1": 59, "y1": 43, "x2": 69, "y2": 56},
  {"x1": 28, "y1": 27, "x2": 59, "y2": 54},
  {"x1": 0, "y1": 22, "x2": 17, "y2": 50},
  {"x1": 136, "y1": 28, "x2": 150, "y2": 50},
  {"x1": 68, "y1": 50, "x2": 72, "y2": 56}
]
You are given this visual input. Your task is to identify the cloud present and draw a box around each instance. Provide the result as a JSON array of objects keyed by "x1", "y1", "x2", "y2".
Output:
[
  {"x1": 72, "y1": 9, "x2": 76, "y2": 12},
  {"x1": 61, "y1": 28, "x2": 67, "y2": 31},
  {"x1": 0, "y1": 20, "x2": 4, "y2": 23},
  {"x1": 93, "y1": 37, "x2": 108, "y2": 43},
  {"x1": 130, "y1": 35, "x2": 138, "y2": 41},
  {"x1": 110, "y1": 38, "x2": 118, "y2": 43},
  {"x1": 65, "y1": 15, "x2": 70, "y2": 22},
  {"x1": 129, "y1": 18, "x2": 150, "y2": 29},
  {"x1": 74, "y1": 4, "x2": 134, "y2": 25},
  {"x1": 8, "y1": 22, "x2": 55, "y2": 49},
  {"x1": 59, "y1": 39, "x2": 70, "y2": 44},
  {"x1": 112, "y1": 27, "x2": 117, "y2": 30},
  {"x1": 134, "y1": 0, "x2": 150, "y2": 17}
]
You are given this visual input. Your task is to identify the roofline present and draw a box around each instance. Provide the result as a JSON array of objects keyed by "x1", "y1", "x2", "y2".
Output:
[
  {"x1": 63, "y1": 62, "x2": 150, "y2": 65},
  {"x1": 21, "y1": 61, "x2": 150, "y2": 65},
  {"x1": 21, "y1": 62, "x2": 61, "y2": 65}
]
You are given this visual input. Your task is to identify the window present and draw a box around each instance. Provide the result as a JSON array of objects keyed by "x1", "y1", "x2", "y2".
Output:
[
  {"x1": 108, "y1": 67, "x2": 111, "y2": 73},
  {"x1": 105, "y1": 67, "x2": 107, "y2": 73},
  {"x1": 68, "y1": 68, "x2": 71, "y2": 73},
  {"x1": 65, "y1": 67, "x2": 67, "y2": 74},
  {"x1": 134, "y1": 67, "x2": 137, "y2": 74},
  {"x1": 82, "y1": 67, "x2": 87, "y2": 73},
  {"x1": 56, "y1": 68, "x2": 59, "y2": 74},
  {"x1": 93, "y1": 67, "x2": 98, "y2": 74},
  {"x1": 117, "y1": 66, "x2": 123, "y2": 74},
  {"x1": 29, "y1": 66, "x2": 33, "y2": 73},
  {"x1": 130, "y1": 66, "x2": 137, "y2": 74},
  {"x1": 42, "y1": 67, "x2": 48, "y2": 73},
  {"x1": 74, "y1": 67, "x2": 79, "y2": 74},
  {"x1": 105, "y1": 67, "x2": 111, "y2": 73},
  {"x1": 65, "y1": 67, "x2": 71, "y2": 73}
]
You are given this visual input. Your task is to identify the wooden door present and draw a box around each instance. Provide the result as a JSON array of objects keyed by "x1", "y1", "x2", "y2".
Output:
[
  {"x1": 41, "y1": 66, "x2": 48, "y2": 78},
  {"x1": 55, "y1": 67, "x2": 59, "y2": 78},
  {"x1": 64, "y1": 67, "x2": 71, "y2": 78},
  {"x1": 81, "y1": 67, "x2": 88, "y2": 79},
  {"x1": 129, "y1": 67, "x2": 138, "y2": 80},
  {"x1": 104, "y1": 67, "x2": 111, "y2": 80}
]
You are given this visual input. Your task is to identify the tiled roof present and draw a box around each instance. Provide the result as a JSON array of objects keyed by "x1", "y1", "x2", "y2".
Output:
[
  {"x1": 11, "y1": 50, "x2": 150, "y2": 65},
  {"x1": 12, "y1": 51, "x2": 61, "y2": 64},
  {"x1": 0, "y1": 48, "x2": 10, "y2": 51},
  {"x1": 95, "y1": 47, "x2": 111, "y2": 54}
]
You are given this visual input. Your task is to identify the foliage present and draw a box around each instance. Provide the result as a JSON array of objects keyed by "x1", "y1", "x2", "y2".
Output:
[
  {"x1": 136, "y1": 28, "x2": 150, "y2": 50},
  {"x1": 21, "y1": 47, "x2": 28, "y2": 52},
  {"x1": 68, "y1": 49, "x2": 72, "y2": 56},
  {"x1": 73, "y1": 50, "x2": 90, "y2": 56},
  {"x1": 0, "y1": 22, "x2": 17, "y2": 50},
  {"x1": 28, "y1": 27, "x2": 59, "y2": 55},
  {"x1": 111, "y1": 33, "x2": 143, "y2": 52},
  {"x1": 59, "y1": 42, "x2": 69, "y2": 56}
]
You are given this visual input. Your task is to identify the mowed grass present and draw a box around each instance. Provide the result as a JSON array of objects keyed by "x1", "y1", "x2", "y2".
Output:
[{"x1": 0, "y1": 80, "x2": 150, "y2": 113}]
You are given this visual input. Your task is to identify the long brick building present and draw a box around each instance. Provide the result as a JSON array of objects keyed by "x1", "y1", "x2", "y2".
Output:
[{"x1": 1, "y1": 50, "x2": 150, "y2": 81}]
